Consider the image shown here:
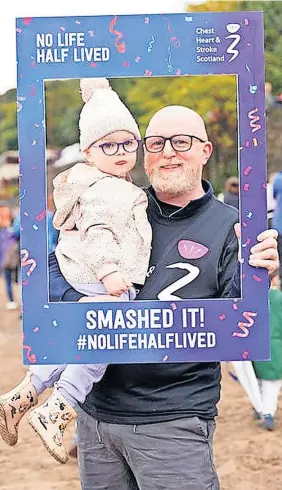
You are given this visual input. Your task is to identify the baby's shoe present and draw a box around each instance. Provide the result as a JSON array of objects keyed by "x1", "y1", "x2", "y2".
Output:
[
  {"x1": 252, "y1": 409, "x2": 262, "y2": 421},
  {"x1": 0, "y1": 371, "x2": 38, "y2": 446},
  {"x1": 27, "y1": 390, "x2": 77, "y2": 464},
  {"x1": 262, "y1": 414, "x2": 275, "y2": 431}
]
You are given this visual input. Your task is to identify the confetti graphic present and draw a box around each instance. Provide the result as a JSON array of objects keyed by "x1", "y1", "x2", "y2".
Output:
[
  {"x1": 17, "y1": 96, "x2": 26, "y2": 113},
  {"x1": 171, "y1": 36, "x2": 180, "y2": 48},
  {"x1": 242, "y1": 350, "x2": 249, "y2": 359},
  {"x1": 252, "y1": 274, "x2": 262, "y2": 283},
  {"x1": 249, "y1": 84, "x2": 258, "y2": 95},
  {"x1": 19, "y1": 187, "x2": 26, "y2": 199},
  {"x1": 36, "y1": 210, "x2": 46, "y2": 222},
  {"x1": 233, "y1": 312, "x2": 258, "y2": 338},
  {"x1": 23, "y1": 336, "x2": 37, "y2": 363},
  {"x1": 21, "y1": 249, "x2": 37, "y2": 277},
  {"x1": 244, "y1": 166, "x2": 252, "y2": 176},
  {"x1": 248, "y1": 108, "x2": 262, "y2": 133},
  {"x1": 166, "y1": 46, "x2": 173, "y2": 73},
  {"x1": 23, "y1": 17, "x2": 33, "y2": 26},
  {"x1": 163, "y1": 15, "x2": 181, "y2": 50},
  {"x1": 109, "y1": 16, "x2": 126, "y2": 54},
  {"x1": 147, "y1": 36, "x2": 156, "y2": 53}
]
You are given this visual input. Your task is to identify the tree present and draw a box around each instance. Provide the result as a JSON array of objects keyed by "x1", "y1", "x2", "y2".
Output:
[
  {"x1": 0, "y1": 100, "x2": 17, "y2": 153},
  {"x1": 242, "y1": 1, "x2": 282, "y2": 93},
  {"x1": 45, "y1": 79, "x2": 81, "y2": 148},
  {"x1": 187, "y1": 0, "x2": 239, "y2": 12}
]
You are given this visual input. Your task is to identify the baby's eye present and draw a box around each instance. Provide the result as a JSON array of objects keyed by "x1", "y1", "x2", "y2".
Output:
[{"x1": 103, "y1": 142, "x2": 116, "y2": 149}]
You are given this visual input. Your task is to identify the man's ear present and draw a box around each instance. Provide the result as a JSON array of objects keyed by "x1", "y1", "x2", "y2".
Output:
[{"x1": 202, "y1": 141, "x2": 213, "y2": 166}]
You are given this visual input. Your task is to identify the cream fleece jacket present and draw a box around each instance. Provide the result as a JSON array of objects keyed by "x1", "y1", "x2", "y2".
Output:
[{"x1": 53, "y1": 163, "x2": 152, "y2": 286}]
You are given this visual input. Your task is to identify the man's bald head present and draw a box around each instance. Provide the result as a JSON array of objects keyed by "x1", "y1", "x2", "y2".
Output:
[{"x1": 145, "y1": 105, "x2": 208, "y2": 141}]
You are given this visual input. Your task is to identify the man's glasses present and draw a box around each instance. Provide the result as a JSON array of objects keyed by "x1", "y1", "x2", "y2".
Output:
[
  {"x1": 90, "y1": 139, "x2": 140, "y2": 156},
  {"x1": 144, "y1": 134, "x2": 207, "y2": 153}
]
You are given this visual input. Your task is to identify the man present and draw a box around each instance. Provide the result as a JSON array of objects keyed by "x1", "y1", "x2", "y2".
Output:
[{"x1": 49, "y1": 105, "x2": 278, "y2": 490}]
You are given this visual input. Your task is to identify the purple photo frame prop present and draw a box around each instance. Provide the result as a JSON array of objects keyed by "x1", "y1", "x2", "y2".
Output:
[{"x1": 16, "y1": 11, "x2": 269, "y2": 365}]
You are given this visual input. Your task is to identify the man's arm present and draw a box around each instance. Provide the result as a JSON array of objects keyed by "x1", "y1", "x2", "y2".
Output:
[
  {"x1": 229, "y1": 262, "x2": 241, "y2": 298},
  {"x1": 48, "y1": 252, "x2": 83, "y2": 302}
]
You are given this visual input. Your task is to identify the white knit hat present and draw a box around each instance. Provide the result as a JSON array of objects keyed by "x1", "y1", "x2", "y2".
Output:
[{"x1": 79, "y1": 78, "x2": 141, "y2": 151}]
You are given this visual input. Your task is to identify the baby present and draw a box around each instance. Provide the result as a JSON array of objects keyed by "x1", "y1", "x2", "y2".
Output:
[{"x1": 0, "y1": 78, "x2": 152, "y2": 464}]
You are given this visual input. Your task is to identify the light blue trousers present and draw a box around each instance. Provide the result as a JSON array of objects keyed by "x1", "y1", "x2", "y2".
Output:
[{"x1": 30, "y1": 363, "x2": 107, "y2": 408}]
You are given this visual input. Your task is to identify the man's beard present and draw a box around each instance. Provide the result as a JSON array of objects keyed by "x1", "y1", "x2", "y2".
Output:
[{"x1": 146, "y1": 163, "x2": 202, "y2": 196}]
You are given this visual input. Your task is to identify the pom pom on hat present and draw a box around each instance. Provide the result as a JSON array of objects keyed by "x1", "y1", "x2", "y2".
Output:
[
  {"x1": 79, "y1": 78, "x2": 141, "y2": 151},
  {"x1": 80, "y1": 78, "x2": 110, "y2": 103}
]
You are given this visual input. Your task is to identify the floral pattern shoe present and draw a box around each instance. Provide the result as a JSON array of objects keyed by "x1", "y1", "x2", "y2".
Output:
[
  {"x1": 0, "y1": 371, "x2": 38, "y2": 446},
  {"x1": 27, "y1": 390, "x2": 77, "y2": 464}
]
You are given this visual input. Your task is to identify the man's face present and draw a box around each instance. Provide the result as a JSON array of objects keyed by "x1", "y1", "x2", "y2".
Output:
[{"x1": 144, "y1": 107, "x2": 212, "y2": 196}]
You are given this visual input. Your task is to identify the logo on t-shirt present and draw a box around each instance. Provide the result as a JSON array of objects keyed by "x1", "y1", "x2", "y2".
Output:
[{"x1": 157, "y1": 240, "x2": 209, "y2": 300}]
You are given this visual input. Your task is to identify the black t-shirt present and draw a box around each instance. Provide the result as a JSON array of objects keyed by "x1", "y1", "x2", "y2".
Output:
[{"x1": 80, "y1": 181, "x2": 239, "y2": 424}]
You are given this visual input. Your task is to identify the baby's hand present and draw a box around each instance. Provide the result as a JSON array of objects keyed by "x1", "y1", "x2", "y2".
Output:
[{"x1": 102, "y1": 272, "x2": 132, "y2": 296}]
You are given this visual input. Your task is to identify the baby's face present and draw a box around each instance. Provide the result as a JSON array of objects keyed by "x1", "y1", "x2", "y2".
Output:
[{"x1": 86, "y1": 130, "x2": 138, "y2": 177}]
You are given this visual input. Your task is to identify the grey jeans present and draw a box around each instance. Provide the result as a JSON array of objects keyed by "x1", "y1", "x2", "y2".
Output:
[{"x1": 77, "y1": 408, "x2": 220, "y2": 490}]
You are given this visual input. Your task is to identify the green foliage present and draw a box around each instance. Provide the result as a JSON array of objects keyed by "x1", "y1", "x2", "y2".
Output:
[
  {"x1": 242, "y1": 1, "x2": 282, "y2": 93},
  {"x1": 45, "y1": 79, "x2": 81, "y2": 148},
  {"x1": 0, "y1": 89, "x2": 17, "y2": 153},
  {"x1": 187, "y1": 0, "x2": 239, "y2": 12}
]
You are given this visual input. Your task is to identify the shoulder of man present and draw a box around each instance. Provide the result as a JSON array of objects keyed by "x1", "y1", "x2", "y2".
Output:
[{"x1": 212, "y1": 196, "x2": 239, "y2": 221}]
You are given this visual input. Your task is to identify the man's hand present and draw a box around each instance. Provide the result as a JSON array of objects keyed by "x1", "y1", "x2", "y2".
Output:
[
  {"x1": 234, "y1": 224, "x2": 279, "y2": 275},
  {"x1": 102, "y1": 271, "x2": 132, "y2": 296}
]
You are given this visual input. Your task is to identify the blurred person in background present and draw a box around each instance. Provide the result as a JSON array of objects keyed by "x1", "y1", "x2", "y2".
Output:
[
  {"x1": 223, "y1": 176, "x2": 239, "y2": 210},
  {"x1": 0, "y1": 206, "x2": 19, "y2": 310},
  {"x1": 253, "y1": 269, "x2": 282, "y2": 430},
  {"x1": 13, "y1": 194, "x2": 58, "y2": 255},
  {"x1": 265, "y1": 81, "x2": 275, "y2": 113}
]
